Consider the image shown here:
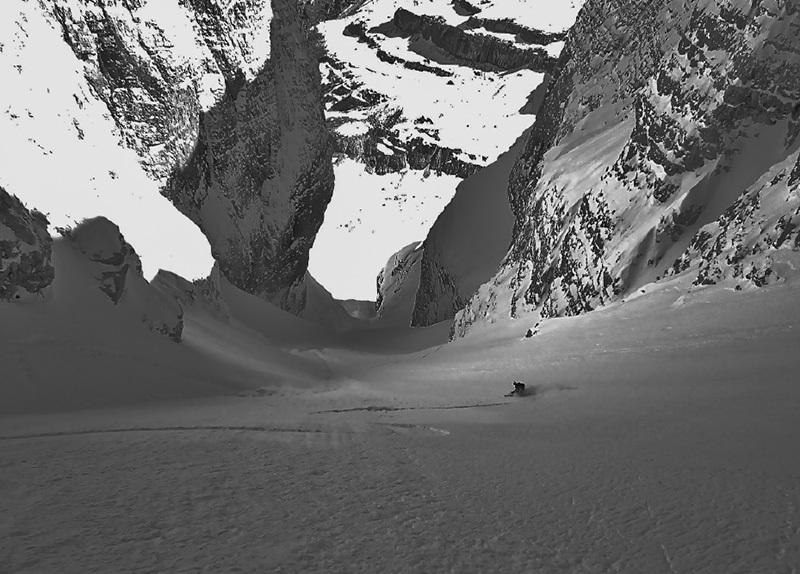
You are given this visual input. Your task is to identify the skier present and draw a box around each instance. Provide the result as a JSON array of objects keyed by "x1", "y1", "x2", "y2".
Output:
[{"x1": 505, "y1": 381, "x2": 526, "y2": 397}]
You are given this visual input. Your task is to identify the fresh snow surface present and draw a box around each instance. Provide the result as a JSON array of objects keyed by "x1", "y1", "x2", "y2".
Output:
[
  {"x1": 0, "y1": 2, "x2": 216, "y2": 281},
  {"x1": 2, "y1": 236, "x2": 800, "y2": 571},
  {"x1": 309, "y1": 159, "x2": 461, "y2": 300}
]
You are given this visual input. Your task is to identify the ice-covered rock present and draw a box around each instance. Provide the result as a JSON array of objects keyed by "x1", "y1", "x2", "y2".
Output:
[{"x1": 0, "y1": 186, "x2": 54, "y2": 301}]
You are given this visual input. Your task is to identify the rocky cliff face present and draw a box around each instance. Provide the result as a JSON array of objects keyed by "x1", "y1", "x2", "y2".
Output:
[
  {"x1": 326, "y1": 86, "x2": 480, "y2": 179},
  {"x1": 49, "y1": 0, "x2": 273, "y2": 180},
  {"x1": 164, "y1": 0, "x2": 335, "y2": 314},
  {"x1": 453, "y1": 0, "x2": 800, "y2": 338},
  {"x1": 44, "y1": 0, "x2": 337, "y2": 315},
  {"x1": 310, "y1": 0, "x2": 578, "y2": 298},
  {"x1": 385, "y1": 8, "x2": 558, "y2": 73},
  {"x1": 317, "y1": 1, "x2": 571, "y2": 179},
  {"x1": 0, "y1": 187, "x2": 54, "y2": 301},
  {"x1": 459, "y1": 17, "x2": 567, "y2": 47}
]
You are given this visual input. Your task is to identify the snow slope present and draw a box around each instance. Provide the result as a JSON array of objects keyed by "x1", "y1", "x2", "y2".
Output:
[
  {"x1": 1, "y1": 275, "x2": 799, "y2": 572},
  {"x1": 411, "y1": 130, "x2": 526, "y2": 326},
  {"x1": 0, "y1": 226, "x2": 343, "y2": 415}
]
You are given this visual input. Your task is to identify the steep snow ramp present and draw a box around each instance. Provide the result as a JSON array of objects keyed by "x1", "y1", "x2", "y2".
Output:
[
  {"x1": 411, "y1": 134, "x2": 524, "y2": 327},
  {"x1": 0, "y1": 232, "x2": 223, "y2": 415}
]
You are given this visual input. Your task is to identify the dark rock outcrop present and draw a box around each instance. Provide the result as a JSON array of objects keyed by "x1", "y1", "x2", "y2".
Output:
[
  {"x1": 0, "y1": 186, "x2": 54, "y2": 301},
  {"x1": 321, "y1": 55, "x2": 482, "y2": 177},
  {"x1": 152, "y1": 263, "x2": 231, "y2": 320},
  {"x1": 382, "y1": 8, "x2": 558, "y2": 73},
  {"x1": 165, "y1": 0, "x2": 335, "y2": 314},
  {"x1": 330, "y1": 115, "x2": 481, "y2": 179},
  {"x1": 451, "y1": 0, "x2": 481, "y2": 18},
  {"x1": 459, "y1": 18, "x2": 568, "y2": 46},
  {"x1": 453, "y1": 0, "x2": 800, "y2": 338}
]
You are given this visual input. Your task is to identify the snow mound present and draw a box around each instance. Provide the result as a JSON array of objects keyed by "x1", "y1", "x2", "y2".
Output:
[{"x1": 65, "y1": 217, "x2": 185, "y2": 342}]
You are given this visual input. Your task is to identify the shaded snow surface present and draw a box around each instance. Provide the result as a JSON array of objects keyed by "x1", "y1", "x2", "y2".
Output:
[{"x1": 2, "y1": 249, "x2": 800, "y2": 571}]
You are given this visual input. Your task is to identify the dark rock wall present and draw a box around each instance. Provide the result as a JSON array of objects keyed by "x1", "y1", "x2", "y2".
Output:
[
  {"x1": 0, "y1": 186, "x2": 55, "y2": 301},
  {"x1": 386, "y1": 8, "x2": 558, "y2": 73}
]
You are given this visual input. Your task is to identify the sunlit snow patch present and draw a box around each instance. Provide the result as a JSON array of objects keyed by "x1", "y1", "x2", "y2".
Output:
[{"x1": 308, "y1": 159, "x2": 460, "y2": 301}]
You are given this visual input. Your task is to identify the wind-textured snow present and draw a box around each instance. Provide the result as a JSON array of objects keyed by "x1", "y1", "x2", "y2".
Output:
[{"x1": 2, "y1": 263, "x2": 800, "y2": 572}]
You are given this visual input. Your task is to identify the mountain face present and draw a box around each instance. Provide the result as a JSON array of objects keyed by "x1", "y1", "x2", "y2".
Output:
[
  {"x1": 310, "y1": 0, "x2": 581, "y2": 302},
  {"x1": 452, "y1": 0, "x2": 800, "y2": 338},
  {"x1": 4, "y1": 0, "x2": 344, "y2": 317},
  {"x1": 162, "y1": 0, "x2": 335, "y2": 314},
  {"x1": 0, "y1": 187, "x2": 54, "y2": 302},
  {"x1": 319, "y1": 0, "x2": 569, "y2": 179}
]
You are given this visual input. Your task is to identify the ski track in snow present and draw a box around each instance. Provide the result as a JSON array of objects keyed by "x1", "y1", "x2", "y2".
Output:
[
  {"x1": 2, "y1": 401, "x2": 799, "y2": 574},
  {"x1": 2, "y1": 263, "x2": 800, "y2": 572}
]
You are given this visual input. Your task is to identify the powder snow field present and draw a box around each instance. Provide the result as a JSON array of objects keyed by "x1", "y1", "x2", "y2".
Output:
[{"x1": 2, "y1": 250, "x2": 800, "y2": 571}]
